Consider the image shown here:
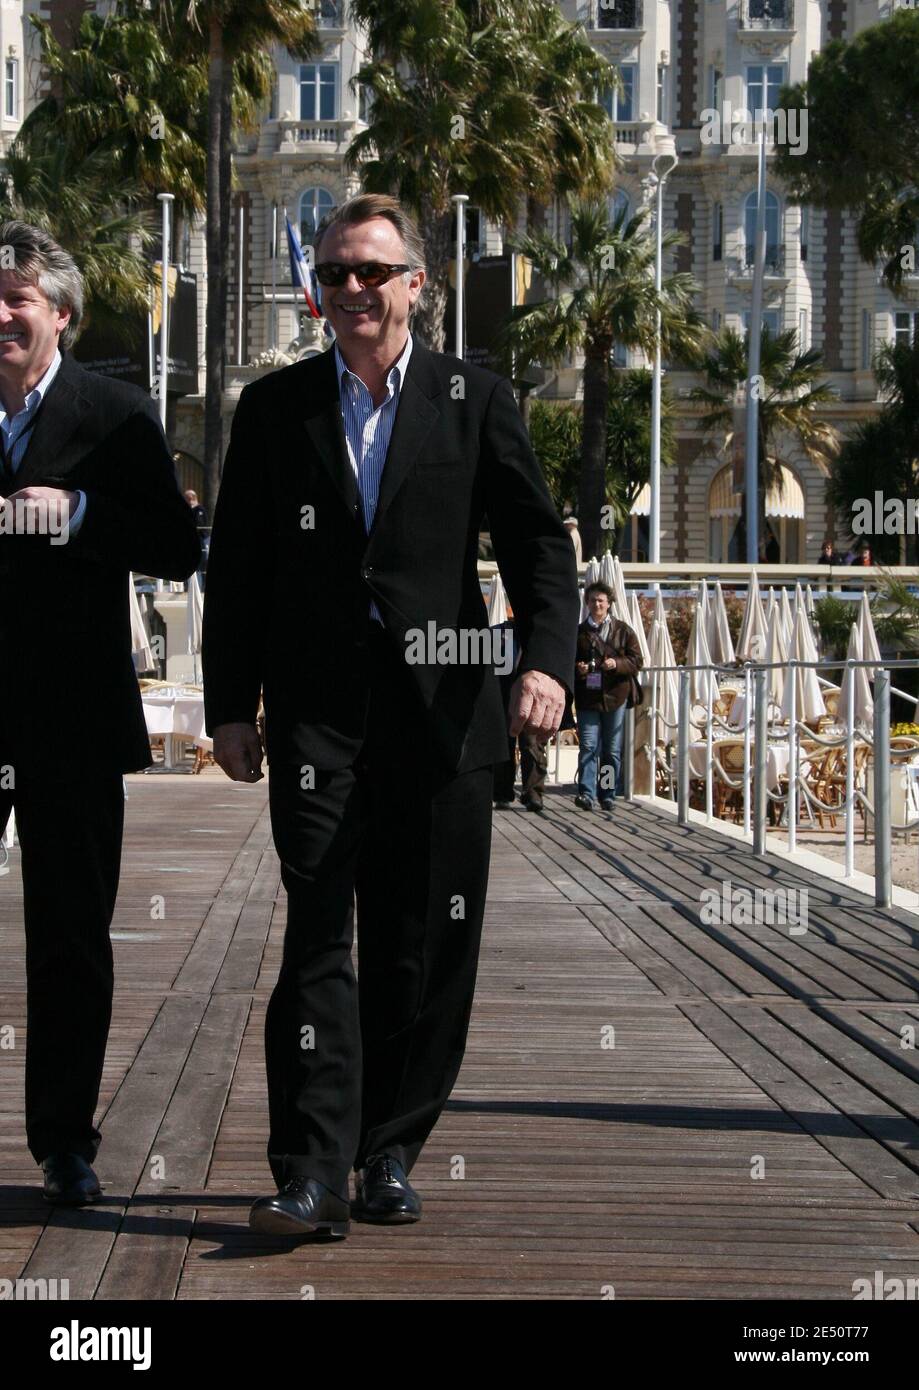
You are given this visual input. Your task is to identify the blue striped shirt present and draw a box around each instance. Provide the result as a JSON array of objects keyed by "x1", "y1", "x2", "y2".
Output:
[
  {"x1": 334, "y1": 334, "x2": 413, "y2": 624},
  {"x1": 0, "y1": 348, "x2": 87, "y2": 533}
]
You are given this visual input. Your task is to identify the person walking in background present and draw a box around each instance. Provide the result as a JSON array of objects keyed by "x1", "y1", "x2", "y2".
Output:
[
  {"x1": 563, "y1": 515, "x2": 582, "y2": 566},
  {"x1": 493, "y1": 616, "x2": 549, "y2": 815},
  {"x1": 574, "y1": 582, "x2": 643, "y2": 812}
]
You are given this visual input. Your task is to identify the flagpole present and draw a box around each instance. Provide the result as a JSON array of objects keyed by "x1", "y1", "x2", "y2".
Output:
[{"x1": 270, "y1": 202, "x2": 278, "y2": 352}]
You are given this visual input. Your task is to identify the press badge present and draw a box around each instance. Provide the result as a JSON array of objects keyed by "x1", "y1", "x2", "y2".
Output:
[{"x1": 586, "y1": 672, "x2": 602, "y2": 689}]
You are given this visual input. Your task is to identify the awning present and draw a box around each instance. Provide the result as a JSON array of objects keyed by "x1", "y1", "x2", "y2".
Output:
[
  {"x1": 707, "y1": 463, "x2": 805, "y2": 520},
  {"x1": 630, "y1": 482, "x2": 650, "y2": 516}
]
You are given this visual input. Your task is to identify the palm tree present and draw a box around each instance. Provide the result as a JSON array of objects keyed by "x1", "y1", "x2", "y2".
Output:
[
  {"x1": 161, "y1": 0, "x2": 317, "y2": 512},
  {"x1": 498, "y1": 200, "x2": 704, "y2": 558},
  {"x1": 0, "y1": 140, "x2": 156, "y2": 345},
  {"x1": 689, "y1": 326, "x2": 840, "y2": 558},
  {"x1": 348, "y1": 0, "x2": 615, "y2": 351},
  {"x1": 826, "y1": 338, "x2": 919, "y2": 564}
]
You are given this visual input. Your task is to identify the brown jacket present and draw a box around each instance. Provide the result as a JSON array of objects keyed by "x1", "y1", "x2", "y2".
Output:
[{"x1": 574, "y1": 617, "x2": 643, "y2": 712}]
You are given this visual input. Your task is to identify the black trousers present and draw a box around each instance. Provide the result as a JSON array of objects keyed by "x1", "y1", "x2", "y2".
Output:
[
  {"x1": 265, "y1": 623, "x2": 494, "y2": 1197},
  {"x1": 0, "y1": 748, "x2": 124, "y2": 1165}
]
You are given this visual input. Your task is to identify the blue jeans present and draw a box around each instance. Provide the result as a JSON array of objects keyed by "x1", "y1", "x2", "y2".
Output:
[{"x1": 577, "y1": 706, "x2": 626, "y2": 802}]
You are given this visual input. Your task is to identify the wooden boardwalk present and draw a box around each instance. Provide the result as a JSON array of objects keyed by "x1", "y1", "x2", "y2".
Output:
[{"x1": 2, "y1": 773, "x2": 919, "y2": 1300}]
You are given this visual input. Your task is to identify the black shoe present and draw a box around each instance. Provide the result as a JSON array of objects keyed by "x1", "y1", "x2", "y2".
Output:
[
  {"x1": 352, "y1": 1153, "x2": 422, "y2": 1224},
  {"x1": 249, "y1": 1177, "x2": 350, "y2": 1238},
  {"x1": 599, "y1": 798, "x2": 615, "y2": 811},
  {"x1": 493, "y1": 798, "x2": 515, "y2": 809},
  {"x1": 522, "y1": 799, "x2": 546, "y2": 816},
  {"x1": 574, "y1": 795, "x2": 594, "y2": 811},
  {"x1": 41, "y1": 1153, "x2": 101, "y2": 1206}
]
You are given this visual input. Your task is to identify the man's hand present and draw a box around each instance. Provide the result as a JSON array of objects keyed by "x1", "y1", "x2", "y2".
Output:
[
  {"x1": 4, "y1": 486, "x2": 77, "y2": 531},
  {"x1": 214, "y1": 722, "x2": 264, "y2": 782},
  {"x1": 509, "y1": 670, "x2": 565, "y2": 740}
]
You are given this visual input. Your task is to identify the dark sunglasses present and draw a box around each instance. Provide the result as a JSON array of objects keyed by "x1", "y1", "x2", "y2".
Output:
[{"x1": 314, "y1": 261, "x2": 413, "y2": 288}]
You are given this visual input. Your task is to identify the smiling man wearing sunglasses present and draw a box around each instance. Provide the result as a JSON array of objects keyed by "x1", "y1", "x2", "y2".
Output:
[{"x1": 203, "y1": 193, "x2": 578, "y2": 1240}]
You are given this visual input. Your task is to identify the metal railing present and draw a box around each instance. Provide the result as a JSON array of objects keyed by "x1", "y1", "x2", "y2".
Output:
[
  {"x1": 739, "y1": 0, "x2": 795, "y2": 29},
  {"x1": 579, "y1": 0, "x2": 644, "y2": 29},
  {"x1": 626, "y1": 655, "x2": 919, "y2": 909}
]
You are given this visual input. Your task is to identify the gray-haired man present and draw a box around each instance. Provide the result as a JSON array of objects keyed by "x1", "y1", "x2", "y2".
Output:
[{"x1": 0, "y1": 221, "x2": 200, "y2": 1204}]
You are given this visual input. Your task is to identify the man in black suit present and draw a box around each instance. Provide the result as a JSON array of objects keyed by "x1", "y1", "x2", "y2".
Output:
[
  {"x1": 203, "y1": 193, "x2": 578, "y2": 1239},
  {"x1": 0, "y1": 221, "x2": 200, "y2": 1204}
]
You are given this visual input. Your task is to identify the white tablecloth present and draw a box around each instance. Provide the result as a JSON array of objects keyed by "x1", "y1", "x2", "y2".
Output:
[
  {"x1": 142, "y1": 689, "x2": 212, "y2": 765},
  {"x1": 689, "y1": 739, "x2": 790, "y2": 792}
]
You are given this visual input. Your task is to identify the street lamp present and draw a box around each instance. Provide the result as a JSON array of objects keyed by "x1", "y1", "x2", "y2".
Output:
[
  {"x1": 649, "y1": 146, "x2": 677, "y2": 569},
  {"x1": 156, "y1": 192, "x2": 174, "y2": 431},
  {"x1": 451, "y1": 194, "x2": 469, "y2": 360}
]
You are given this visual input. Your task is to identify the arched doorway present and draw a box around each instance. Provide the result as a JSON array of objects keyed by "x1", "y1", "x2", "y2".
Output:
[{"x1": 708, "y1": 461, "x2": 805, "y2": 563}]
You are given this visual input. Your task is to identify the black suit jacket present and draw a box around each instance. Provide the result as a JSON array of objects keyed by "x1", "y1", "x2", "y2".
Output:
[
  {"x1": 202, "y1": 338, "x2": 579, "y2": 773},
  {"x1": 0, "y1": 351, "x2": 201, "y2": 773}
]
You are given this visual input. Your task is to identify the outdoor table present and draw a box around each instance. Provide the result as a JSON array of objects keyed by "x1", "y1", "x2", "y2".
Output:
[{"x1": 141, "y1": 687, "x2": 209, "y2": 768}]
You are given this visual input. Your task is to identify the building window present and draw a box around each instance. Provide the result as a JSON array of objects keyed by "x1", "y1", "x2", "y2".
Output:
[
  {"x1": 609, "y1": 188, "x2": 631, "y2": 226},
  {"x1": 745, "y1": 63, "x2": 786, "y2": 124},
  {"x1": 743, "y1": 308, "x2": 781, "y2": 337},
  {"x1": 712, "y1": 308, "x2": 721, "y2": 332},
  {"x1": 893, "y1": 311, "x2": 919, "y2": 348},
  {"x1": 601, "y1": 65, "x2": 636, "y2": 123},
  {"x1": 299, "y1": 186, "x2": 335, "y2": 245},
  {"x1": 798, "y1": 308, "x2": 808, "y2": 350},
  {"x1": 713, "y1": 201, "x2": 723, "y2": 261},
  {"x1": 799, "y1": 204, "x2": 809, "y2": 262},
  {"x1": 357, "y1": 81, "x2": 372, "y2": 123},
  {"x1": 299, "y1": 63, "x2": 338, "y2": 121},
  {"x1": 4, "y1": 59, "x2": 17, "y2": 120},
  {"x1": 709, "y1": 65, "x2": 723, "y2": 114},
  {"x1": 862, "y1": 310, "x2": 873, "y2": 370},
  {"x1": 708, "y1": 461, "x2": 804, "y2": 564},
  {"x1": 744, "y1": 188, "x2": 781, "y2": 268},
  {"x1": 656, "y1": 65, "x2": 669, "y2": 124}
]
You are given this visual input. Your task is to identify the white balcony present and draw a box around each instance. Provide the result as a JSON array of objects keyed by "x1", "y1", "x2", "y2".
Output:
[
  {"x1": 578, "y1": 0, "x2": 644, "y2": 32},
  {"x1": 275, "y1": 119, "x2": 351, "y2": 153},
  {"x1": 739, "y1": 0, "x2": 795, "y2": 28}
]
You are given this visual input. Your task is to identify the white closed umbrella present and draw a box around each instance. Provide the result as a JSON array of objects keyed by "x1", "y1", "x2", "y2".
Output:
[
  {"x1": 486, "y1": 573, "x2": 509, "y2": 626},
  {"x1": 804, "y1": 583, "x2": 816, "y2": 620},
  {"x1": 708, "y1": 582, "x2": 735, "y2": 665},
  {"x1": 736, "y1": 571, "x2": 768, "y2": 661},
  {"x1": 837, "y1": 621, "x2": 873, "y2": 729},
  {"x1": 130, "y1": 574, "x2": 155, "y2": 674},
  {"x1": 628, "y1": 591, "x2": 651, "y2": 666},
  {"x1": 781, "y1": 604, "x2": 826, "y2": 723},
  {"x1": 648, "y1": 612, "x2": 680, "y2": 744},
  {"x1": 857, "y1": 590, "x2": 881, "y2": 679},
  {"x1": 765, "y1": 601, "x2": 786, "y2": 714},
  {"x1": 780, "y1": 585, "x2": 795, "y2": 647},
  {"x1": 186, "y1": 569, "x2": 204, "y2": 683},
  {"x1": 580, "y1": 556, "x2": 601, "y2": 620},
  {"x1": 687, "y1": 596, "x2": 719, "y2": 707},
  {"x1": 610, "y1": 553, "x2": 629, "y2": 622},
  {"x1": 764, "y1": 586, "x2": 776, "y2": 635}
]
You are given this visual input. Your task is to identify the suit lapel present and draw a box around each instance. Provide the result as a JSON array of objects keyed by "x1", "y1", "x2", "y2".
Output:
[
  {"x1": 298, "y1": 348, "x2": 362, "y2": 526},
  {"x1": 366, "y1": 339, "x2": 441, "y2": 545},
  {"x1": 14, "y1": 354, "x2": 94, "y2": 489}
]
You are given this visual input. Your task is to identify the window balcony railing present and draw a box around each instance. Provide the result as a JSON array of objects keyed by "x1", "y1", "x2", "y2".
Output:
[
  {"x1": 275, "y1": 119, "x2": 349, "y2": 152},
  {"x1": 579, "y1": 0, "x2": 644, "y2": 30},
  {"x1": 739, "y1": 0, "x2": 795, "y2": 29},
  {"x1": 735, "y1": 246, "x2": 787, "y2": 277},
  {"x1": 316, "y1": 0, "x2": 345, "y2": 28},
  {"x1": 612, "y1": 120, "x2": 655, "y2": 151}
]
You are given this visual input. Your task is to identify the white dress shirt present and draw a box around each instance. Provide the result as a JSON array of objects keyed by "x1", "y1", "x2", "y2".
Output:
[
  {"x1": 334, "y1": 334, "x2": 413, "y2": 624},
  {"x1": 0, "y1": 348, "x2": 87, "y2": 534}
]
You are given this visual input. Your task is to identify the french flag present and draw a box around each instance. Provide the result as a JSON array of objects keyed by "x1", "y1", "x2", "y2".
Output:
[{"x1": 286, "y1": 215, "x2": 321, "y2": 319}]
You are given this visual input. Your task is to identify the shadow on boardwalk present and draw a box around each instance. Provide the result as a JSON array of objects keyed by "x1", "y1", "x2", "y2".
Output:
[{"x1": 1, "y1": 774, "x2": 918, "y2": 1299}]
